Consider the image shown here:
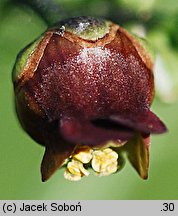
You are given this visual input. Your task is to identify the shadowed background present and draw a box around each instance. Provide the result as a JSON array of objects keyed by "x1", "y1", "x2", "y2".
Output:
[{"x1": 0, "y1": 0, "x2": 178, "y2": 199}]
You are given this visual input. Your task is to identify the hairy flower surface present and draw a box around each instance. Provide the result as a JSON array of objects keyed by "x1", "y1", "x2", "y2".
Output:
[{"x1": 13, "y1": 16, "x2": 167, "y2": 181}]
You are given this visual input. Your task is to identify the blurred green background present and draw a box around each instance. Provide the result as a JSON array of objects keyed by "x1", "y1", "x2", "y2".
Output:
[{"x1": 0, "y1": 0, "x2": 178, "y2": 199}]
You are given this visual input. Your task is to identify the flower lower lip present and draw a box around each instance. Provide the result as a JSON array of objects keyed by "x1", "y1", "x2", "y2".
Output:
[{"x1": 59, "y1": 115, "x2": 135, "y2": 146}]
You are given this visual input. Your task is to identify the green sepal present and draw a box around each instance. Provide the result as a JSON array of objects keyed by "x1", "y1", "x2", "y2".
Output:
[
  {"x1": 53, "y1": 17, "x2": 111, "y2": 41},
  {"x1": 133, "y1": 34, "x2": 155, "y2": 63},
  {"x1": 12, "y1": 36, "x2": 43, "y2": 82},
  {"x1": 66, "y1": 20, "x2": 111, "y2": 41},
  {"x1": 125, "y1": 133, "x2": 150, "y2": 179}
]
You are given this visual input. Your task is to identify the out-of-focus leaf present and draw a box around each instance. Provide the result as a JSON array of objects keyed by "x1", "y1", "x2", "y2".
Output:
[
  {"x1": 154, "y1": 55, "x2": 177, "y2": 103},
  {"x1": 148, "y1": 30, "x2": 178, "y2": 103},
  {"x1": 118, "y1": 0, "x2": 156, "y2": 13}
]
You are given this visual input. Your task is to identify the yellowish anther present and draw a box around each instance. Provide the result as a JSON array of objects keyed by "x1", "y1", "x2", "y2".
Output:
[
  {"x1": 64, "y1": 146, "x2": 119, "y2": 181},
  {"x1": 73, "y1": 146, "x2": 93, "y2": 164},
  {"x1": 67, "y1": 160, "x2": 82, "y2": 176},
  {"x1": 64, "y1": 169, "x2": 81, "y2": 181},
  {"x1": 91, "y1": 148, "x2": 118, "y2": 176},
  {"x1": 64, "y1": 159, "x2": 90, "y2": 181}
]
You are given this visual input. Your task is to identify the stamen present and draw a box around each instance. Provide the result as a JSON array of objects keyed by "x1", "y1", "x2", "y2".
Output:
[
  {"x1": 64, "y1": 159, "x2": 90, "y2": 181},
  {"x1": 73, "y1": 146, "x2": 93, "y2": 164},
  {"x1": 91, "y1": 148, "x2": 118, "y2": 176}
]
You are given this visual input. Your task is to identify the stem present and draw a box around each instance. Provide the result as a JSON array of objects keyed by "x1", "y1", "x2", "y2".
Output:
[{"x1": 14, "y1": 0, "x2": 68, "y2": 26}]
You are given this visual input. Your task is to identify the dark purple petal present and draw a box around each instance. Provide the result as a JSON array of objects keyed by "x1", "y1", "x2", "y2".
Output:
[
  {"x1": 60, "y1": 116, "x2": 135, "y2": 147},
  {"x1": 41, "y1": 143, "x2": 75, "y2": 182},
  {"x1": 110, "y1": 109, "x2": 167, "y2": 134}
]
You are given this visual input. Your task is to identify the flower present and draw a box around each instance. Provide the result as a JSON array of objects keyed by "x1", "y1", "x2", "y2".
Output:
[{"x1": 13, "y1": 16, "x2": 167, "y2": 182}]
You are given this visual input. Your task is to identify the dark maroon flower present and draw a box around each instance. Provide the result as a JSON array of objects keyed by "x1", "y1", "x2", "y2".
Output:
[{"x1": 13, "y1": 16, "x2": 167, "y2": 181}]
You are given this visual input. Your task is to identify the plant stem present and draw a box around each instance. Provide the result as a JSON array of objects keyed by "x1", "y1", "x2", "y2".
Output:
[{"x1": 15, "y1": 0, "x2": 68, "y2": 26}]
